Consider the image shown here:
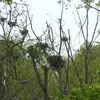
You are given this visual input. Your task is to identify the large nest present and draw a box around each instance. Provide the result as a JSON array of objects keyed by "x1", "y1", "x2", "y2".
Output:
[{"x1": 48, "y1": 55, "x2": 65, "y2": 70}]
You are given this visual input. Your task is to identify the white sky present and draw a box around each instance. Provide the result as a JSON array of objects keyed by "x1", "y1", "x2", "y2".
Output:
[
  {"x1": 26, "y1": 0, "x2": 80, "y2": 32},
  {"x1": 25, "y1": 0, "x2": 83, "y2": 49}
]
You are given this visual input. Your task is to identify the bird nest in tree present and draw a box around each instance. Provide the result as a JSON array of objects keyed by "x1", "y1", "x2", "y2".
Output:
[{"x1": 48, "y1": 55, "x2": 65, "y2": 70}]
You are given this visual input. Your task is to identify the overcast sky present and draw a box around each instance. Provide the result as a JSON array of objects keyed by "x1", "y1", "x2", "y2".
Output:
[
  {"x1": 25, "y1": 0, "x2": 80, "y2": 32},
  {"x1": 25, "y1": 0, "x2": 84, "y2": 49}
]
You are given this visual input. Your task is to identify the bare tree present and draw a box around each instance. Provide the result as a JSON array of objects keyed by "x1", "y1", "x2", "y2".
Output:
[{"x1": 76, "y1": 0, "x2": 100, "y2": 84}]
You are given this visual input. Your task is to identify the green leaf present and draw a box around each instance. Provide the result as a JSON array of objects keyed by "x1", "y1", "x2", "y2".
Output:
[
  {"x1": 95, "y1": 2, "x2": 100, "y2": 7},
  {"x1": 0, "y1": 0, "x2": 12, "y2": 3}
]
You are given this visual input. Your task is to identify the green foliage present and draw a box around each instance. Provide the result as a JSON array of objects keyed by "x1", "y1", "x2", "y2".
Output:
[
  {"x1": 73, "y1": 42, "x2": 100, "y2": 84},
  {"x1": 6, "y1": 0, "x2": 12, "y2": 3},
  {"x1": 28, "y1": 42, "x2": 46, "y2": 60},
  {"x1": 68, "y1": 85, "x2": 100, "y2": 100},
  {"x1": 0, "y1": 0, "x2": 12, "y2": 4},
  {"x1": 95, "y1": 2, "x2": 100, "y2": 6}
]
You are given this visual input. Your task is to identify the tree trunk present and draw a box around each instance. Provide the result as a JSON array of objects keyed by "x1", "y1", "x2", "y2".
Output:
[
  {"x1": 44, "y1": 68, "x2": 48, "y2": 100},
  {"x1": 84, "y1": 54, "x2": 88, "y2": 84},
  {"x1": 84, "y1": 41, "x2": 89, "y2": 84}
]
